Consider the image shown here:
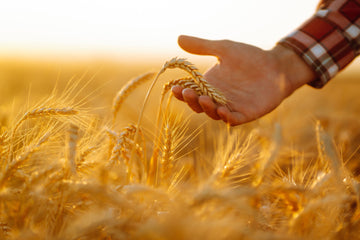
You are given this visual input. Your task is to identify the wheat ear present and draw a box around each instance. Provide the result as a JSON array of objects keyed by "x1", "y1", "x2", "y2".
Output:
[
  {"x1": 108, "y1": 125, "x2": 145, "y2": 181},
  {"x1": 0, "y1": 132, "x2": 50, "y2": 188},
  {"x1": 108, "y1": 125, "x2": 137, "y2": 166},
  {"x1": 129, "y1": 58, "x2": 226, "y2": 182},
  {"x1": 160, "y1": 57, "x2": 227, "y2": 105},
  {"x1": 156, "y1": 79, "x2": 195, "y2": 158},
  {"x1": 160, "y1": 122, "x2": 174, "y2": 184},
  {"x1": 112, "y1": 72, "x2": 155, "y2": 123},
  {"x1": 13, "y1": 107, "x2": 78, "y2": 134},
  {"x1": 77, "y1": 146, "x2": 97, "y2": 171},
  {"x1": 161, "y1": 77, "x2": 202, "y2": 105}
]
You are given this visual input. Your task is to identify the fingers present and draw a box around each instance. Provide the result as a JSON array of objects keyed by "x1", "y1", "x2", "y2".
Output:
[
  {"x1": 217, "y1": 106, "x2": 247, "y2": 126},
  {"x1": 172, "y1": 85, "x2": 184, "y2": 101},
  {"x1": 199, "y1": 96, "x2": 221, "y2": 120},
  {"x1": 172, "y1": 86, "x2": 246, "y2": 125},
  {"x1": 172, "y1": 86, "x2": 220, "y2": 119},
  {"x1": 172, "y1": 86, "x2": 221, "y2": 120},
  {"x1": 178, "y1": 35, "x2": 222, "y2": 57},
  {"x1": 182, "y1": 88, "x2": 203, "y2": 113}
]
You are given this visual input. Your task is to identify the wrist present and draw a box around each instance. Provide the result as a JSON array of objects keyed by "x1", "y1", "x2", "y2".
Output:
[{"x1": 270, "y1": 44, "x2": 316, "y2": 94}]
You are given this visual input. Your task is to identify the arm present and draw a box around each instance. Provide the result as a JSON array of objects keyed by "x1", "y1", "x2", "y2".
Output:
[
  {"x1": 279, "y1": 0, "x2": 360, "y2": 88},
  {"x1": 173, "y1": 0, "x2": 359, "y2": 126}
]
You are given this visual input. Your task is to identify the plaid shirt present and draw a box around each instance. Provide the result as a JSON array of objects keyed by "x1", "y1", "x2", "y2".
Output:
[{"x1": 279, "y1": 0, "x2": 360, "y2": 88}]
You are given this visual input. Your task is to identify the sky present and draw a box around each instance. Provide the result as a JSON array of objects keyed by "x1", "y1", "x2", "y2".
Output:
[{"x1": 0, "y1": 0, "x2": 320, "y2": 60}]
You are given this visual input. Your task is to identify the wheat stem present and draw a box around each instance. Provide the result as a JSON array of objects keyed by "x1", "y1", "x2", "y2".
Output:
[{"x1": 66, "y1": 124, "x2": 79, "y2": 176}]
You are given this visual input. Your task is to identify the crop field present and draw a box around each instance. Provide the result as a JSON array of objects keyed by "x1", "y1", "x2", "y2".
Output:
[{"x1": 0, "y1": 56, "x2": 360, "y2": 239}]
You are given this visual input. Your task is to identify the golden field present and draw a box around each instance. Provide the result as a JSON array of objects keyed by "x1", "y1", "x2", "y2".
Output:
[{"x1": 0, "y1": 56, "x2": 360, "y2": 240}]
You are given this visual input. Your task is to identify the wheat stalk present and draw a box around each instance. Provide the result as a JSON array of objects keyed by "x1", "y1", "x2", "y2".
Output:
[
  {"x1": 252, "y1": 124, "x2": 282, "y2": 187},
  {"x1": 0, "y1": 130, "x2": 8, "y2": 166},
  {"x1": 112, "y1": 72, "x2": 155, "y2": 123},
  {"x1": 66, "y1": 124, "x2": 79, "y2": 176}
]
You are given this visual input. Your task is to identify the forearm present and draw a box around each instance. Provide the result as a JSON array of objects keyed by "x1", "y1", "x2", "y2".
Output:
[{"x1": 278, "y1": 0, "x2": 360, "y2": 88}]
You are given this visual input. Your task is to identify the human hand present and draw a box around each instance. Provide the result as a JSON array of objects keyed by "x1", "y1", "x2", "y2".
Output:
[{"x1": 172, "y1": 35, "x2": 316, "y2": 126}]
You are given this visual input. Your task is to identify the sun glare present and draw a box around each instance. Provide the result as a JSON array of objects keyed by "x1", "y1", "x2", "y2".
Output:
[{"x1": 0, "y1": 0, "x2": 319, "y2": 59}]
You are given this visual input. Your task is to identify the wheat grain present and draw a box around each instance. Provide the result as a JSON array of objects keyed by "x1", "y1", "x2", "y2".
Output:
[
  {"x1": 108, "y1": 125, "x2": 137, "y2": 163},
  {"x1": 161, "y1": 77, "x2": 202, "y2": 104},
  {"x1": 77, "y1": 146, "x2": 97, "y2": 170},
  {"x1": 108, "y1": 125, "x2": 144, "y2": 170},
  {"x1": 160, "y1": 57, "x2": 227, "y2": 105}
]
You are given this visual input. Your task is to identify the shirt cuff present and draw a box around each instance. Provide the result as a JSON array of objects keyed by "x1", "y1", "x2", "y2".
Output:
[{"x1": 278, "y1": 1, "x2": 359, "y2": 88}]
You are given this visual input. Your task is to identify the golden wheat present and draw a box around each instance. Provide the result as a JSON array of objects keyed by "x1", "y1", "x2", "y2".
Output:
[
  {"x1": 0, "y1": 132, "x2": 50, "y2": 188},
  {"x1": 77, "y1": 146, "x2": 97, "y2": 170},
  {"x1": 160, "y1": 57, "x2": 227, "y2": 105},
  {"x1": 0, "y1": 57, "x2": 359, "y2": 240},
  {"x1": 129, "y1": 58, "x2": 227, "y2": 183},
  {"x1": 66, "y1": 124, "x2": 79, "y2": 176},
  {"x1": 112, "y1": 72, "x2": 155, "y2": 123},
  {"x1": 160, "y1": 123, "x2": 173, "y2": 183},
  {"x1": 161, "y1": 77, "x2": 202, "y2": 103},
  {"x1": 13, "y1": 107, "x2": 78, "y2": 134},
  {"x1": 108, "y1": 125, "x2": 145, "y2": 182}
]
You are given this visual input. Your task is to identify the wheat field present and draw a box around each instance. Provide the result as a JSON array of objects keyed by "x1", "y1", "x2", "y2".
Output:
[{"x1": 0, "y1": 56, "x2": 360, "y2": 240}]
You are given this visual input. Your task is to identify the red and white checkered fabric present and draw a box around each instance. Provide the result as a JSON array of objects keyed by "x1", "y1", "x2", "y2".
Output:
[{"x1": 279, "y1": 0, "x2": 360, "y2": 88}]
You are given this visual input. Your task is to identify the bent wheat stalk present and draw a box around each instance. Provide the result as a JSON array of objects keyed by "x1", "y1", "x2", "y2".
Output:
[{"x1": 129, "y1": 58, "x2": 226, "y2": 183}]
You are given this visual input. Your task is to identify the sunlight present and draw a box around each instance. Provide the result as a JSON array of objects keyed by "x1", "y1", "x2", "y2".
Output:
[{"x1": 0, "y1": 0, "x2": 318, "y2": 58}]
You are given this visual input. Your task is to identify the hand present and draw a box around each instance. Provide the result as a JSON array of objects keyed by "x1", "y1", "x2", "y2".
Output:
[{"x1": 172, "y1": 35, "x2": 316, "y2": 126}]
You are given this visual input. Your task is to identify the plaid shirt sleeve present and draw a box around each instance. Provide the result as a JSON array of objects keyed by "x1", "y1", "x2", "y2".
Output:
[{"x1": 278, "y1": 0, "x2": 360, "y2": 88}]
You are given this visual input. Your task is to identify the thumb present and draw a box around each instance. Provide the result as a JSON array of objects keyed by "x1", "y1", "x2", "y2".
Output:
[{"x1": 178, "y1": 35, "x2": 222, "y2": 57}]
